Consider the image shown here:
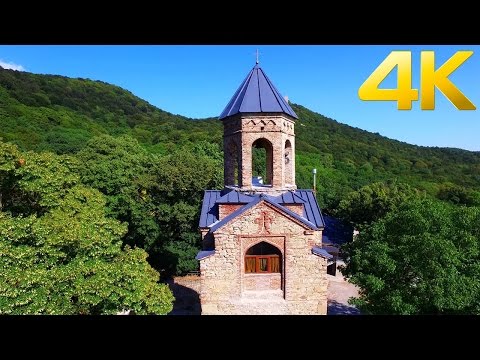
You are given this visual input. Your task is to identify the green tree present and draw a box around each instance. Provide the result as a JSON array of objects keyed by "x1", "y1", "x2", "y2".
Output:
[
  {"x1": 252, "y1": 147, "x2": 267, "y2": 183},
  {"x1": 341, "y1": 198, "x2": 480, "y2": 314},
  {"x1": 76, "y1": 134, "x2": 158, "y2": 250},
  {"x1": 437, "y1": 183, "x2": 480, "y2": 206},
  {"x1": 0, "y1": 141, "x2": 173, "y2": 314},
  {"x1": 149, "y1": 145, "x2": 223, "y2": 275},
  {"x1": 77, "y1": 135, "x2": 223, "y2": 276},
  {"x1": 335, "y1": 180, "x2": 421, "y2": 228}
]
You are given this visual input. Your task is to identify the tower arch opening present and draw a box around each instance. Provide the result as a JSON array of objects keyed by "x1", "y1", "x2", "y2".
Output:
[
  {"x1": 285, "y1": 139, "x2": 293, "y2": 185},
  {"x1": 251, "y1": 138, "x2": 273, "y2": 186}
]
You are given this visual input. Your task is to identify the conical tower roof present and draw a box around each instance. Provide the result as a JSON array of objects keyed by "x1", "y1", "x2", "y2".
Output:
[{"x1": 219, "y1": 64, "x2": 298, "y2": 120}]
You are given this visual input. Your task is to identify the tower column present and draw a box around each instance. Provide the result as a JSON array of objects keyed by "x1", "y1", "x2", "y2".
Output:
[
  {"x1": 272, "y1": 145, "x2": 282, "y2": 188},
  {"x1": 241, "y1": 137, "x2": 252, "y2": 188}
]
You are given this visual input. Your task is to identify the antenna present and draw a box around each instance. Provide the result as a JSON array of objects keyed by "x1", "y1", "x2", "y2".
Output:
[
  {"x1": 256, "y1": 49, "x2": 259, "y2": 64},
  {"x1": 312, "y1": 168, "x2": 317, "y2": 194}
]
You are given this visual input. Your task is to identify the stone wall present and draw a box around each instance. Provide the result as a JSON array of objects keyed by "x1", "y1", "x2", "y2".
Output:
[{"x1": 199, "y1": 200, "x2": 328, "y2": 315}]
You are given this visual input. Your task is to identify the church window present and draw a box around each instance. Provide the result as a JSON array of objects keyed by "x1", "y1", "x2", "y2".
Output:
[{"x1": 245, "y1": 242, "x2": 281, "y2": 273}]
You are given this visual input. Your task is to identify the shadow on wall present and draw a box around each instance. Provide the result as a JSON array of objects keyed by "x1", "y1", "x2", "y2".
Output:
[
  {"x1": 167, "y1": 280, "x2": 201, "y2": 315},
  {"x1": 327, "y1": 300, "x2": 361, "y2": 315}
]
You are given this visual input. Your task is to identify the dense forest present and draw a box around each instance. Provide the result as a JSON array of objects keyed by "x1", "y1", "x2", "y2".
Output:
[
  {"x1": 1, "y1": 67, "x2": 480, "y2": 314},
  {"x1": 1, "y1": 67, "x2": 479, "y2": 212}
]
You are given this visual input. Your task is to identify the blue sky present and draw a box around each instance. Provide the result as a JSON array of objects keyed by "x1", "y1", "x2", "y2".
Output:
[{"x1": 0, "y1": 45, "x2": 478, "y2": 151}]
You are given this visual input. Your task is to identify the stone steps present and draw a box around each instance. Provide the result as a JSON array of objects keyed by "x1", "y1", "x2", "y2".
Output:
[
  {"x1": 241, "y1": 289, "x2": 284, "y2": 300},
  {"x1": 227, "y1": 290, "x2": 289, "y2": 314}
]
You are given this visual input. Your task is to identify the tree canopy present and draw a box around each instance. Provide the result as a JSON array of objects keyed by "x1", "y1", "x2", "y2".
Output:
[
  {"x1": 0, "y1": 141, "x2": 173, "y2": 314},
  {"x1": 335, "y1": 180, "x2": 421, "y2": 229},
  {"x1": 76, "y1": 135, "x2": 223, "y2": 276},
  {"x1": 341, "y1": 198, "x2": 480, "y2": 315}
]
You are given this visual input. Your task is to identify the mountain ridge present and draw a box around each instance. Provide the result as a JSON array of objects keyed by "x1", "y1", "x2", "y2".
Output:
[{"x1": 1, "y1": 67, "x2": 479, "y2": 208}]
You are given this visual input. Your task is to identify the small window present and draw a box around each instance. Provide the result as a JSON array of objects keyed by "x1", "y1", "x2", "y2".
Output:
[{"x1": 245, "y1": 255, "x2": 280, "y2": 273}]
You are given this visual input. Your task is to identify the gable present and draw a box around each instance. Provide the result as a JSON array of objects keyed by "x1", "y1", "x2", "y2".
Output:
[
  {"x1": 199, "y1": 189, "x2": 325, "y2": 230},
  {"x1": 210, "y1": 198, "x2": 318, "y2": 235}
]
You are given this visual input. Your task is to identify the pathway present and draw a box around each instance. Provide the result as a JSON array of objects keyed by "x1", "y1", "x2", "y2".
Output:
[{"x1": 327, "y1": 260, "x2": 361, "y2": 315}]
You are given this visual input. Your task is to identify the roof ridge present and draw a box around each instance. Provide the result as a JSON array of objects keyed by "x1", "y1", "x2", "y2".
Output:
[{"x1": 259, "y1": 66, "x2": 291, "y2": 115}]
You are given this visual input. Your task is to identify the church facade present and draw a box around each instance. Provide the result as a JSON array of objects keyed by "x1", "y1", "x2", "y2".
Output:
[{"x1": 196, "y1": 63, "x2": 331, "y2": 315}]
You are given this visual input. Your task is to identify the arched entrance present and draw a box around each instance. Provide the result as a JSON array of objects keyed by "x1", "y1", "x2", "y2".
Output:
[
  {"x1": 244, "y1": 241, "x2": 283, "y2": 292},
  {"x1": 245, "y1": 242, "x2": 281, "y2": 273}
]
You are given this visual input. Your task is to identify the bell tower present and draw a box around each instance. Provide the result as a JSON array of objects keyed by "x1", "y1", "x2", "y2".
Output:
[
  {"x1": 197, "y1": 58, "x2": 329, "y2": 316},
  {"x1": 220, "y1": 63, "x2": 298, "y2": 193}
]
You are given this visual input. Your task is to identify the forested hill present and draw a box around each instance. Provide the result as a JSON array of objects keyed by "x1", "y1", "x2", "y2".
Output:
[
  {"x1": 1, "y1": 67, "x2": 479, "y2": 209},
  {"x1": 0, "y1": 67, "x2": 221, "y2": 155}
]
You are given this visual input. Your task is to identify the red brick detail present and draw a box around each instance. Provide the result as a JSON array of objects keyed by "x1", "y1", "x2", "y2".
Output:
[
  {"x1": 218, "y1": 204, "x2": 242, "y2": 220},
  {"x1": 283, "y1": 204, "x2": 304, "y2": 216},
  {"x1": 254, "y1": 210, "x2": 274, "y2": 234}
]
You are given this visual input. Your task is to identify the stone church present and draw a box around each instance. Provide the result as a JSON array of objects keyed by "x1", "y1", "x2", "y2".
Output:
[{"x1": 196, "y1": 61, "x2": 332, "y2": 315}]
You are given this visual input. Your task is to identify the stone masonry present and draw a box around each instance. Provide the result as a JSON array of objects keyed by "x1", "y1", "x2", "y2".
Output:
[{"x1": 199, "y1": 201, "x2": 328, "y2": 315}]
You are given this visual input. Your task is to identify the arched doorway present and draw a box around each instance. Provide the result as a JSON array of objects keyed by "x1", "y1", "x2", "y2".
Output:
[
  {"x1": 245, "y1": 242, "x2": 281, "y2": 273},
  {"x1": 244, "y1": 241, "x2": 283, "y2": 292},
  {"x1": 252, "y1": 138, "x2": 273, "y2": 186}
]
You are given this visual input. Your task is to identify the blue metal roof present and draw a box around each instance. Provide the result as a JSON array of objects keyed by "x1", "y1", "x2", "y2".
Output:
[
  {"x1": 294, "y1": 190, "x2": 325, "y2": 229},
  {"x1": 219, "y1": 64, "x2": 298, "y2": 120},
  {"x1": 208, "y1": 195, "x2": 318, "y2": 233},
  {"x1": 216, "y1": 190, "x2": 255, "y2": 204},
  {"x1": 196, "y1": 250, "x2": 215, "y2": 261},
  {"x1": 312, "y1": 246, "x2": 333, "y2": 259},
  {"x1": 199, "y1": 190, "x2": 220, "y2": 228},
  {"x1": 265, "y1": 192, "x2": 307, "y2": 207},
  {"x1": 199, "y1": 189, "x2": 325, "y2": 230}
]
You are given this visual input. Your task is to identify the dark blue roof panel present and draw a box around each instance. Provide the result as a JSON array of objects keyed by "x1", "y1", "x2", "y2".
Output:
[
  {"x1": 267, "y1": 191, "x2": 307, "y2": 205},
  {"x1": 322, "y1": 215, "x2": 354, "y2": 246},
  {"x1": 199, "y1": 189, "x2": 325, "y2": 230},
  {"x1": 208, "y1": 195, "x2": 318, "y2": 233},
  {"x1": 216, "y1": 191, "x2": 255, "y2": 204},
  {"x1": 294, "y1": 190, "x2": 325, "y2": 229},
  {"x1": 199, "y1": 190, "x2": 220, "y2": 228},
  {"x1": 219, "y1": 64, "x2": 298, "y2": 120},
  {"x1": 312, "y1": 246, "x2": 333, "y2": 259},
  {"x1": 196, "y1": 250, "x2": 215, "y2": 261}
]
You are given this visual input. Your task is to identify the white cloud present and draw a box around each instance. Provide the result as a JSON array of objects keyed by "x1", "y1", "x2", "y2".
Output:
[{"x1": 0, "y1": 60, "x2": 25, "y2": 71}]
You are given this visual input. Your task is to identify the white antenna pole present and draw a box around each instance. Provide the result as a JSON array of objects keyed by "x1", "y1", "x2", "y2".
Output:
[{"x1": 312, "y1": 168, "x2": 317, "y2": 193}]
